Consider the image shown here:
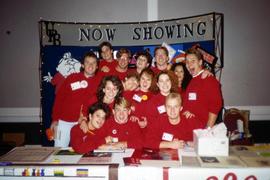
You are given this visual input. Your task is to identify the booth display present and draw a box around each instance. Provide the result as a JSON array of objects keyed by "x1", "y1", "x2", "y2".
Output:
[
  {"x1": 0, "y1": 145, "x2": 270, "y2": 180},
  {"x1": 39, "y1": 12, "x2": 224, "y2": 146}
]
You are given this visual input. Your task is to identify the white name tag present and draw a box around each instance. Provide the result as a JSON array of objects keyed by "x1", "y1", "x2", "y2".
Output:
[
  {"x1": 70, "y1": 81, "x2": 81, "y2": 91},
  {"x1": 157, "y1": 105, "x2": 166, "y2": 114},
  {"x1": 132, "y1": 94, "x2": 142, "y2": 102},
  {"x1": 188, "y1": 92, "x2": 197, "y2": 100},
  {"x1": 162, "y1": 132, "x2": 173, "y2": 141},
  {"x1": 112, "y1": 137, "x2": 118, "y2": 143},
  {"x1": 70, "y1": 80, "x2": 88, "y2": 91}
]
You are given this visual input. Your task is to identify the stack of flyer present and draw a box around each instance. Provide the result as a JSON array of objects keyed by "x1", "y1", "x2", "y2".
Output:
[{"x1": 123, "y1": 148, "x2": 181, "y2": 167}]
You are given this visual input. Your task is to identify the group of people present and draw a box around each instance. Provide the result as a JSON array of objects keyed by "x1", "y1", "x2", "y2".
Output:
[{"x1": 49, "y1": 41, "x2": 223, "y2": 154}]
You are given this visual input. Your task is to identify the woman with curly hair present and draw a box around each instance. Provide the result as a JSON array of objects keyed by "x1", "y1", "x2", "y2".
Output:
[
  {"x1": 96, "y1": 75, "x2": 123, "y2": 104},
  {"x1": 80, "y1": 75, "x2": 123, "y2": 133}
]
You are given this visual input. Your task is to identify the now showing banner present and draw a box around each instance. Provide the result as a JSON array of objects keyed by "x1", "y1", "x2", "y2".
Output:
[
  {"x1": 41, "y1": 13, "x2": 214, "y2": 46},
  {"x1": 39, "y1": 12, "x2": 220, "y2": 146}
]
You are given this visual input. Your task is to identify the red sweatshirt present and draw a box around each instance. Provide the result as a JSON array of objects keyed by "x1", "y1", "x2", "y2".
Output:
[
  {"x1": 51, "y1": 72, "x2": 66, "y2": 94},
  {"x1": 144, "y1": 113, "x2": 202, "y2": 149},
  {"x1": 183, "y1": 72, "x2": 223, "y2": 126},
  {"x1": 99, "y1": 59, "x2": 128, "y2": 80},
  {"x1": 110, "y1": 67, "x2": 132, "y2": 80},
  {"x1": 98, "y1": 67, "x2": 131, "y2": 81},
  {"x1": 123, "y1": 90, "x2": 154, "y2": 120},
  {"x1": 52, "y1": 72, "x2": 101, "y2": 122},
  {"x1": 82, "y1": 96, "x2": 114, "y2": 118},
  {"x1": 151, "y1": 66, "x2": 161, "y2": 74},
  {"x1": 123, "y1": 90, "x2": 154, "y2": 114},
  {"x1": 99, "y1": 59, "x2": 117, "y2": 72},
  {"x1": 123, "y1": 90, "x2": 155, "y2": 135},
  {"x1": 144, "y1": 93, "x2": 168, "y2": 124},
  {"x1": 70, "y1": 124, "x2": 106, "y2": 154},
  {"x1": 103, "y1": 117, "x2": 143, "y2": 149}
]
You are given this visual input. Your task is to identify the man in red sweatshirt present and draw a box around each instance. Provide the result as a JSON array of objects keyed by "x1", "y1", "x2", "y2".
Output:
[
  {"x1": 70, "y1": 102, "x2": 111, "y2": 154},
  {"x1": 99, "y1": 97, "x2": 143, "y2": 150},
  {"x1": 50, "y1": 52, "x2": 101, "y2": 147},
  {"x1": 144, "y1": 93, "x2": 202, "y2": 149},
  {"x1": 183, "y1": 48, "x2": 223, "y2": 128}
]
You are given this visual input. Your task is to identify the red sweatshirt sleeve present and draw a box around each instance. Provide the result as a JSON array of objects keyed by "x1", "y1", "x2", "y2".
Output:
[
  {"x1": 126, "y1": 122, "x2": 143, "y2": 149},
  {"x1": 82, "y1": 96, "x2": 98, "y2": 117},
  {"x1": 143, "y1": 119, "x2": 162, "y2": 149},
  {"x1": 51, "y1": 76, "x2": 72, "y2": 122},
  {"x1": 70, "y1": 125, "x2": 106, "y2": 154},
  {"x1": 206, "y1": 77, "x2": 223, "y2": 115}
]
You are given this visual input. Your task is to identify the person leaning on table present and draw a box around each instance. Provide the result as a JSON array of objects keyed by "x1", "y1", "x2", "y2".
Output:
[
  {"x1": 70, "y1": 102, "x2": 111, "y2": 154},
  {"x1": 144, "y1": 93, "x2": 201, "y2": 149}
]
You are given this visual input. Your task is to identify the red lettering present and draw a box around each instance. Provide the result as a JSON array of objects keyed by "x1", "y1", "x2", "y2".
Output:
[
  {"x1": 245, "y1": 175, "x2": 257, "y2": 180},
  {"x1": 207, "y1": 176, "x2": 218, "y2": 180},
  {"x1": 224, "y1": 172, "x2": 237, "y2": 180}
]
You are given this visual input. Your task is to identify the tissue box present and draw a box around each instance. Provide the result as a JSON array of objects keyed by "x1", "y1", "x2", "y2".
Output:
[{"x1": 193, "y1": 130, "x2": 229, "y2": 156}]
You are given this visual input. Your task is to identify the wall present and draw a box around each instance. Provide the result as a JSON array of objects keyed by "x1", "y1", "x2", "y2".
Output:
[
  {"x1": 158, "y1": 0, "x2": 270, "y2": 106},
  {"x1": 0, "y1": 0, "x2": 147, "y2": 108},
  {"x1": 0, "y1": 0, "x2": 270, "y2": 122}
]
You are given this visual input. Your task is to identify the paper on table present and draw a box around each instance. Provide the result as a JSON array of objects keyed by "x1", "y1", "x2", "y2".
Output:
[
  {"x1": 94, "y1": 148, "x2": 125, "y2": 153},
  {"x1": 195, "y1": 123, "x2": 227, "y2": 138},
  {"x1": 198, "y1": 156, "x2": 247, "y2": 168}
]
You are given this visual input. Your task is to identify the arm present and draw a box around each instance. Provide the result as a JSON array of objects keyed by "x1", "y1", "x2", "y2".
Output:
[
  {"x1": 138, "y1": 116, "x2": 147, "y2": 129},
  {"x1": 101, "y1": 66, "x2": 110, "y2": 73},
  {"x1": 159, "y1": 139, "x2": 185, "y2": 149},
  {"x1": 78, "y1": 105, "x2": 89, "y2": 133},
  {"x1": 206, "y1": 77, "x2": 223, "y2": 127},
  {"x1": 127, "y1": 123, "x2": 143, "y2": 149},
  {"x1": 112, "y1": 141, "x2": 127, "y2": 149},
  {"x1": 201, "y1": 69, "x2": 213, "y2": 79},
  {"x1": 81, "y1": 97, "x2": 95, "y2": 118},
  {"x1": 78, "y1": 105, "x2": 88, "y2": 124},
  {"x1": 143, "y1": 120, "x2": 161, "y2": 149},
  {"x1": 207, "y1": 112, "x2": 218, "y2": 128},
  {"x1": 98, "y1": 141, "x2": 127, "y2": 150},
  {"x1": 182, "y1": 110, "x2": 195, "y2": 119},
  {"x1": 70, "y1": 126, "x2": 106, "y2": 154},
  {"x1": 51, "y1": 76, "x2": 71, "y2": 122}
]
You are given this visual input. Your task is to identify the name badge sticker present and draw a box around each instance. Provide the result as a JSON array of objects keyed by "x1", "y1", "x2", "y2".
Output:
[
  {"x1": 112, "y1": 137, "x2": 118, "y2": 143},
  {"x1": 133, "y1": 94, "x2": 142, "y2": 102},
  {"x1": 188, "y1": 92, "x2": 197, "y2": 100},
  {"x1": 157, "y1": 105, "x2": 166, "y2": 114},
  {"x1": 70, "y1": 81, "x2": 81, "y2": 91},
  {"x1": 162, "y1": 132, "x2": 173, "y2": 141}
]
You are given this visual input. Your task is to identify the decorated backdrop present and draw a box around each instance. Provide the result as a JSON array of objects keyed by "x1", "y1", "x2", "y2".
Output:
[{"x1": 39, "y1": 12, "x2": 223, "y2": 145}]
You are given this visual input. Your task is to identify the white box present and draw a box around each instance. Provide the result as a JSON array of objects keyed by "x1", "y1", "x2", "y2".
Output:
[{"x1": 193, "y1": 130, "x2": 229, "y2": 156}]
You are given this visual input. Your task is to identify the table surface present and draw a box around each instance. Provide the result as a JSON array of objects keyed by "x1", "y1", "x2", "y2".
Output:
[{"x1": 0, "y1": 145, "x2": 270, "y2": 180}]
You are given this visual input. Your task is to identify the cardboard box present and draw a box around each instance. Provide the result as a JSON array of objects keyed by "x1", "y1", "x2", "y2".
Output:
[{"x1": 193, "y1": 130, "x2": 229, "y2": 156}]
